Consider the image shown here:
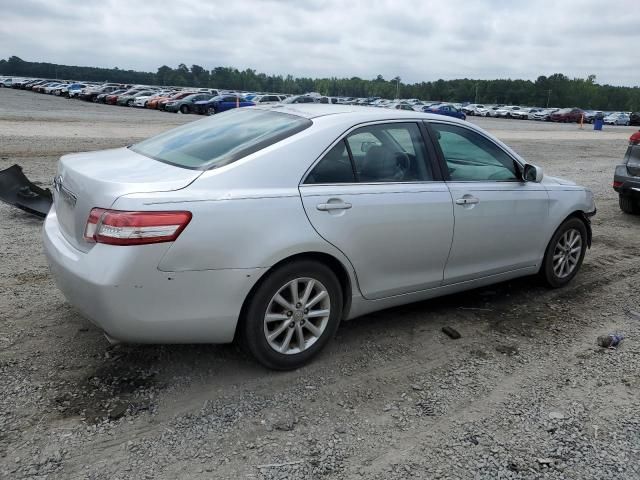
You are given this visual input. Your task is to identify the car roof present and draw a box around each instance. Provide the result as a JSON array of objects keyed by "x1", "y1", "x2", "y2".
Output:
[{"x1": 254, "y1": 104, "x2": 466, "y2": 124}]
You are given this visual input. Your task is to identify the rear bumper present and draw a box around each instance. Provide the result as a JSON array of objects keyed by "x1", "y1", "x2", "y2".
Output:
[
  {"x1": 614, "y1": 165, "x2": 640, "y2": 198},
  {"x1": 43, "y1": 208, "x2": 265, "y2": 344}
]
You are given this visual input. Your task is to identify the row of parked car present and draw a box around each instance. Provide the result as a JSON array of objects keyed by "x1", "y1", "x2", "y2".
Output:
[
  {"x1": 3, "y1": 76, "x2": 639, "y2": 125},
  {"x1": 461, "y1": 103, "x2": 639, "y2": 126}
]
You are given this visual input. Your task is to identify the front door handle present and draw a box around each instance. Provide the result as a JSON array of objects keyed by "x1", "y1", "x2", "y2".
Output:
[
  {"x1": 317, "y1": 202, "x2": 352, "y2": 211},
  {"x1": 455, "y1": 196, "x2": 479, "y2": 205}
]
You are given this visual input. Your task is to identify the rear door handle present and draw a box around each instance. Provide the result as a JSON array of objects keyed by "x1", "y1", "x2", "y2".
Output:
[
  {"x1": 317, "y1": 202, "x2": 352, "y2": 211},
  {"x1": 455, "y1": 197, "x2": 479, "y2": 205}
]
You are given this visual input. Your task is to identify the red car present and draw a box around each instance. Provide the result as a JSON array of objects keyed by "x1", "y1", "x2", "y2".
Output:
[{"x1": 550, "y1": 108, "x2": 585, "y2": 123}]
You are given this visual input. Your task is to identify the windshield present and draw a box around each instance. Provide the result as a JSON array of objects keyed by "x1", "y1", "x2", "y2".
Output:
[{"x1": 130, "y1": 109, "x2": 312, "y2": 170}]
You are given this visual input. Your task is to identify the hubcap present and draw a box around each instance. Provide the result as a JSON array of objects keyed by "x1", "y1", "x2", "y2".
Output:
[
  {"x1": 264, "y1": 277, "x2": 330, "y2": 355},
  {"x1": 552, "y1": 228, "x2": 582, "y2": 279}
]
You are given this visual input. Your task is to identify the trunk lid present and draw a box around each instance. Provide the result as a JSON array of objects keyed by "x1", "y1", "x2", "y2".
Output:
[{"x1": 53, "y1": 147, "x2": 201, "y2": 252}]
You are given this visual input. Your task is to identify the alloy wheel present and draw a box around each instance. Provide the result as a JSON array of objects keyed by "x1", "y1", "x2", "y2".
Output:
[
  {"x1": 263, "y1": 277, "x2": 331, "y2": 355},
  {"x1": 552, "y1": 228, "x2": 582, "y2": 279}
]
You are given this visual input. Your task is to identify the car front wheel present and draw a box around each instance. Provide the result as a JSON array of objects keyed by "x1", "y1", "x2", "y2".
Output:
[
  {"x1": 540, "y1": 218, "x2": 587, "y2": 288},
  {"x1": 241, "y1": 260, "x2": 343, "y2": 370}
]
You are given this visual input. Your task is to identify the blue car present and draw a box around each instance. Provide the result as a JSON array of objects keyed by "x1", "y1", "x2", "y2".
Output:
[
  {"x1": 194, "y1": 95, "x2": 255, "y2": 115},
  {"x1": 423, "y1": 104, "x2": 466, "y2": 120}
]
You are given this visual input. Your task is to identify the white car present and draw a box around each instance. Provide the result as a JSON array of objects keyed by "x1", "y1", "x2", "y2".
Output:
[
  {"x1": 495, "y1": 106, "x2": 522, "y2": 118},
  {"x1": 604, "y1": 113, "x2": 631, "y2": 126},
  {"x1": 479, "y1": 106, "x2": 502, "y2": 117},
  {"x1": 252, "y1": 94, "x2": 284, "y2": 105},
  {"x1": 0, "y1": 77, "x2": 13, "y2": 87},
  {"x1": 44, "y1": 105, "x2": 595, "y2": 369}
]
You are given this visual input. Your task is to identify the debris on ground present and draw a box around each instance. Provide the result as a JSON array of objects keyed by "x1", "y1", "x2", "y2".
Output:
[{"x1": 442, "y1": 326, "x2": 461, "y2": 339}]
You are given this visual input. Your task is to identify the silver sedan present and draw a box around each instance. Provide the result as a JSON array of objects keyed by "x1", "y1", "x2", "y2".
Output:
[{"x1": 44, "y1": 105, "x2": 596, "y2": 369}]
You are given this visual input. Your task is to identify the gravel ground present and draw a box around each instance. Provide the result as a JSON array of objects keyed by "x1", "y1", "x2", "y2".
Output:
[{"x1": 1, "y1": 88, "x2": 639, "y2": 480}]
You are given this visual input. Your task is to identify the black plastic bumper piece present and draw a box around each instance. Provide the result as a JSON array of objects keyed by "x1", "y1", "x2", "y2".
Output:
[{"x1": 0, "y1": 164, "x2": 53, "y2": 218}]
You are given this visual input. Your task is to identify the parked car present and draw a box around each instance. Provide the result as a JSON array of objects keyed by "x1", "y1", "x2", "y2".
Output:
[
  {"x1": 550, "y1": 108, "x2": 585, "y2": 123},
  {"x1": 45, "y1": 83, "x2": 69, "y2": 95},
  {"x1": 117, "y1": 90, "x2": 158, "y2": 107},
  {"x1": 630, "y1": 112, "x2": 640, "y2": 126},
  {"x1": 133, "y1": 92, "x2": 167, "y2": 108},
  {"x1": 481, "y1": 106, "x2": 503, "y2": 117},
  {"x1": 511, "y1": 108, "x2": 540, "y2": 120},
  {"x1": 604, "y1": 113, "x2": 631, "y2": 126},
  {"x1": 96, "y1": 89, "x2": 126, "y2": 103},
  {"x1": 195, "y1": 95, "x2": 255, "y2": 115},
  {"x1": 424, "y1": 104, "x2": 466, "y2": 120},
  {"x1": 106, "y1": 88, "x2": 145, "y2": 105},
  {"x1": 34, "y1": 82, "x2": 60, "y2": 93},
  {"x1": 63, "y1": 83, "x2": 88, "y2": 98},
  {"x1": 157, "y1": 91, "x2": 197, "y2": 111},
  {"x1": 252, "y1": 94, "x2": 284, "y2": 106},
  {"x1": 494, "y1": 106, "x2": 521, "y2": 118},
  {"x1": 530, "y1": 108, "x2": 557, "y2": 121},
  {"x1": 43, "y1": 105, "x2": 595, "y2": 369},
  {"x1": 281, "y1": 95, "x2": 318, "y2": 104},
  {"x1": 613, "y1": 131, "x2": 640, "y2": 213},
  {"x1": 79, "y1": 85, "x2": 121, "y2": 102},
  {"x1": 462, "y1": 104, "x2": 486, "y2": 116},
  {"x1": 386, "y1": 101, "x2": 414, "y2": 111},
  {"x1": 164, "y1": 93, "x2": 214, "y2": 113},
  {"x1": 0, "y1": 77, "x2": 13, "y2": 87}
]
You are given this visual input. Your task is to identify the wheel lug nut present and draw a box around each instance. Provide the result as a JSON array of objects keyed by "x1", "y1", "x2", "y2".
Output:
[
  {"x1": 304, "y1": 309, "x2": 309, "y2": 314},
  {"x1": 296, "y1": 303, "x2": 301, "y2": 308},
  {"x1": 287, "y1": 311, "x2": 293, "y2": 316},
  {"x1": 289, "y1": 322, "x2": 295, "y2": 328}
]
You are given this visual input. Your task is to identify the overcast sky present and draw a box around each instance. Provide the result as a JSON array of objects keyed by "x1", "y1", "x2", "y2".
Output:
[{"x1": 1, "y1": 0, "x2": 639, "y2": 86}]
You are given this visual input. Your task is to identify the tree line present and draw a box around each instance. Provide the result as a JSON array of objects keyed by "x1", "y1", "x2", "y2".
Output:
[{"x1": 2, "y1": 56, "x2": 639, "y2": 111}]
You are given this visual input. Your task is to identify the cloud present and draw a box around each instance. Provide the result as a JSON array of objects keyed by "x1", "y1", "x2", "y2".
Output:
[{"x1": 1, "y1": 0, "x2": 638, "y2": 86}]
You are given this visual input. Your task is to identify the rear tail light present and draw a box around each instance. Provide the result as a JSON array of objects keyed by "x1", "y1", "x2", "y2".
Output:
[
  {"x1": 84, "y1": 209, "x2": 192, "y2": 246},
  {"x1": 613, "y1": 181, "x2": 623, "y2": 188}
]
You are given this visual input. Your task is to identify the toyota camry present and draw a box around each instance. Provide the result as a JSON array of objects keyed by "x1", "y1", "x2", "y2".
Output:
[{"x1": 44, "y1": 105, "x2": 596, "y2": 369}]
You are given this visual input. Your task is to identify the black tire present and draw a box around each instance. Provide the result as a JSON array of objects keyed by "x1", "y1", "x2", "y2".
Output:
[
  {"x1": 207, "y1": 107, "x2": 216, "y2": 116},
  {"x1": 619, "y1": 195, "x2": 639, "y2": 214},
  {"x1": 126, "y1": 99, "x2": 133, "y2": 107},
  {"x1": 240, "y1": 260, "x2": 343, "y2": 370},
  {"x1": 180, "y1": 105, "x2": 189, "y2": 114},
  {"x1": 540, "y1": 217, "x2": 587, "y2": 288}
]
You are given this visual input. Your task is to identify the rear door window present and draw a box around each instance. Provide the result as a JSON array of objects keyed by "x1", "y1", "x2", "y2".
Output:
[{"x1": 305, "y1": 123, "x2": 433, "y2": 184}]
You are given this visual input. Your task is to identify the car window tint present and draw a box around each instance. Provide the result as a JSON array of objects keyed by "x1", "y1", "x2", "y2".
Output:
[
  {"x1": 305, "y1": 140, "x2": 355, "y2": 184},
  {"x1": 431, "y1": 123, "x2": 518, "y2": 181},
  {"x1": 131, "y1": 109, "x2": 312, "y2": 170},
  {"x1": 346, "y1": 123, "x2": 432, "y2": 182}
]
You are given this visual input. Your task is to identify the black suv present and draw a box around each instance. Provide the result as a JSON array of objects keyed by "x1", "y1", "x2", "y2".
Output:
[{"x1": 614, "y1": 131, "x2": 640, "y2": 214}]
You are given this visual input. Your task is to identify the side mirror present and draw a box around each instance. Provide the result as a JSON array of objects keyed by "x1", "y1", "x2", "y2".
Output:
[{"x1": 523, "y1": 163, "x2": 543, "y2": 182}]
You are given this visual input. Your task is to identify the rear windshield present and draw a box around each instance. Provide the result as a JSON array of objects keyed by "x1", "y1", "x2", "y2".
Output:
[{"x1": 130, "y1": 109, "x2": 312, "y2": 170}]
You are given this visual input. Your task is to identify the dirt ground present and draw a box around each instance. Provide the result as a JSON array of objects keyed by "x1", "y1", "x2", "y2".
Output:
[{"x1": 1, "y1": 88, "x2": 639, "y2": 480}]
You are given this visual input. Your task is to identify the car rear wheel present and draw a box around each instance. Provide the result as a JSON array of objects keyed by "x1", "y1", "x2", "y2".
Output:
[
  {"x1": 126, "y1": 100, "x2": 133, "y2": 107},
  {"x1": 180, "y1": 105, "x2": 189, "y2": 114},
  {"x1": 540, "y1": 218, "x2": 587, "y2": 288},
  {"x1": 207, "y1": 107, "x2": 216, "y2": 116},
  {"x1": 619, "y1": 195, "x2": 639, "y2": 214},
  {"x1": 240, "y1": 260, "x2": 343, "y2": 370}
]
